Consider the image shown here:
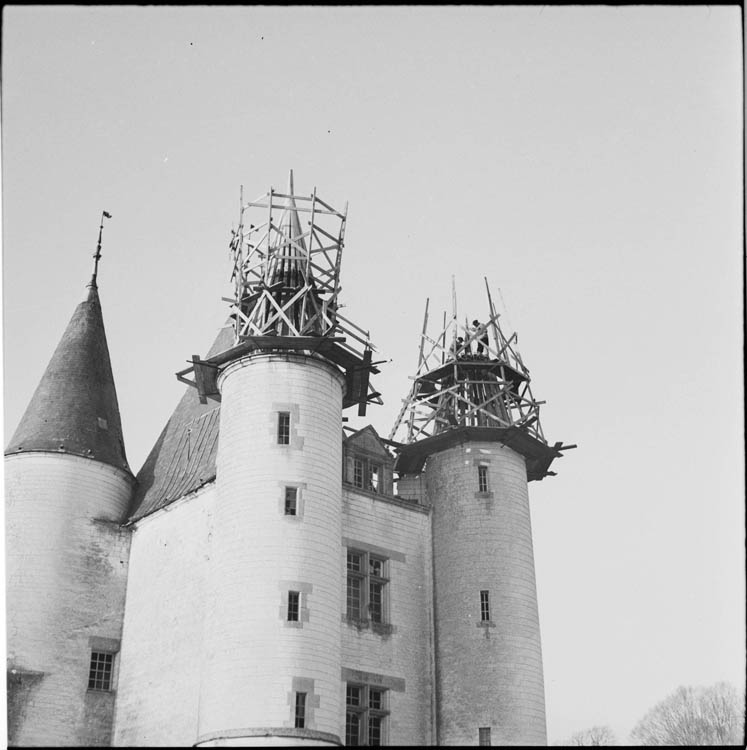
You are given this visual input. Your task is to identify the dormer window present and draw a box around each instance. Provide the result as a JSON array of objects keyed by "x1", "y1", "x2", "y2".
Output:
[
  {"x1": 351, "y1": 456, "x2": 384, "y2": 493},
  {"x1": 343, "y1": 426, "x2": 394, "y2": 496}
]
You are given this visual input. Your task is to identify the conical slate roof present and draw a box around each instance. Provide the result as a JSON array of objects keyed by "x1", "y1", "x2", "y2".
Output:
[{"x1": 5, "y1": 283, "x2": 131, "y2": 473}]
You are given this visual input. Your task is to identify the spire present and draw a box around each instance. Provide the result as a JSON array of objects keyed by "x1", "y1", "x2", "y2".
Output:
[
  {"x1": 90, "y1": 211, "x2": 112, "y2": 288},
  {"x1": 5, "y1": 280, "x2": 131, "y2": 474}
]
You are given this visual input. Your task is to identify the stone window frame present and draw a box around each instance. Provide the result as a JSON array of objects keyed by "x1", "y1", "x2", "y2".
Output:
[
  {"x1": 279, "y1": 581, "x2": 312, "y2": 628},
  {"x1": 346, "y1": 549, "x2": 389, "y2": 628},
  {"x1": 473, "y1": 458, "x2": 494, "y2": 499},
  {"x1": 285, "y1": 677, "x2": 320, "y2": 730},
  {"x1": 271, "y1": 403, "x2": 304, "y2": 451},
  {"x1": 287, "y1": 590, "x2": 301, "y2": 622},
  {"x1": 342, "y1": 540, "x2": 405, "y2": 635},
  {"x1": 345, "y1": 683, "x2": 390, "y2": 746},
  {"x1": 277, "y1": 411, "x2": 291, "y2": 445},
  {"x1": 278, "y1": 481, "x2": 307, "y2": 519},
  {"x1": 86, "y1": 637, "x2": 120, "y2": 693},
  {"x1": 479, "y1": 726, "x2": 492, "y2": 746}
]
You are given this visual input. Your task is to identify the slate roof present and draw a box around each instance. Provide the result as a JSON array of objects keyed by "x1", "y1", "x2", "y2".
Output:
[
  {"x1": 128, "y1": 325, "x2": 233, "y2": 521},
  {"x1": 5, "y1": 283, "x2": 131, "y2": 474}
]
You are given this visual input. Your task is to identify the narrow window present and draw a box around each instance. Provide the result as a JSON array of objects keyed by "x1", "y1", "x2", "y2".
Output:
[
  {"x1": 353, "y1": 458, "x2": 365, "y2": 488},
  {"x1": 294, "y1": 691, "x2": 306, "y2": 728},
  {"x1": 284, "y1": 486, "x2": 297, "y2": 516},
  {"x1": 346, "y1": 685, "x2": 362, "y2": 745},
  {"x1": 480, "y1": 590, "x2": 490, "y2": 622},
  {"x1": 368, "y1": 556, "x2": 386, "y2": 623},
  {"x1": 287, "y1": 591, "x2": 300, "y2": 622},
  {"x1": 478, "y1": 465, "x2": 489, "y2": 493},
  {"x1": 347, "y1": 551, "x2": 363, "y2": 620},
  {"x1": 479, "y1": 727, "x2": 492, "y2": 746},
  {"x1": 277, "y1": 412, "x2": 290, "y2": 445},
  {"x1": 368, "y1": 688, "x2": 385, "y2": 745},
  {"x1": 88, "y1": 651, "x2": 113, "y2": 691}
]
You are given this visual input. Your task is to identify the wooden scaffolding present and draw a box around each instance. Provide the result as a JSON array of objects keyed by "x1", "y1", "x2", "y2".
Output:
[
  {"x1": 390, "y1": 279, "x2": 548, "y2": 445},
  {"x1": 177, "y1": 172, "x2": 381, "y2": 415}
]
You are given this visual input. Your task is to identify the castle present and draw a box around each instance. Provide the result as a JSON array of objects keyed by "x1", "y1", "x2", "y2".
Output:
[{"x1": 5, "y1": 174, "x2": 572, "y2": 746}]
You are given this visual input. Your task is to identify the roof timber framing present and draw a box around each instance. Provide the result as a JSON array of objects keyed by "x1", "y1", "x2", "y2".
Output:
[{"x1": 390, "y1": 278, "x2": 548, "y2": 445}]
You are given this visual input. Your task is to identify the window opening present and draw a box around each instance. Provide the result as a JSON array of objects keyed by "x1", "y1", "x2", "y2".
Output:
[
  {"x1": 278, "y1": 412, "x2": 291, "y2": 445},
  {"x1": 88, "y1": 651, "x2": 113, "y2": 691},
  {"x1": 294, "y1": 691, "x2": 306, "y2": 728},
  {"x1": 288, "y1": 591, "x2": 300, "y2": 621},
  {"x1": 369, "y1": 464, "x2": 381, "y2": 492},
  {"x1": 346, "y1": 683, "x2": 388, "y2": 745},
  {"x1": 347, "y1": 551, "x2": 363, "y2": 621},
  {"x1": 480, "y1": 590, "x2": 490, "y2": 622},
  {"x1": 479, "y1": 727, "x2": 492, "y2": 746},
  {"x1": 347, "y1": 550, "x2": 388, "y2": 624},
  {"x1": 284, "y1": 486, "x2": 297, "y2": 515},
  {"x1": 353, "y1": 458, "x2": 365, "y2": 488},
  {"x1": 478, "y1": 465, "x2": 489, "y2": 493}
]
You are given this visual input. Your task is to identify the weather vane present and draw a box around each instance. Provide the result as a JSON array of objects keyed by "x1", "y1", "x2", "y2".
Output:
[{"x1": 91, "y1": 210, "x2": 112, "y2": 286}]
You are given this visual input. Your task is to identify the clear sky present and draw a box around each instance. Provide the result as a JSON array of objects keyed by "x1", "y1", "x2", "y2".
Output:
[{"x1": 1, "y1": 5, "x2": 744, "y2": 744}]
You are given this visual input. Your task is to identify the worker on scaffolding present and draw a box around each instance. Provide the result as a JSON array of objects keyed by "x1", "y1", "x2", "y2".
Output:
[
  {"x1": 451, "y1": 336, "x2": 465, "y2": 360},
  {"x1": 472, "y1": 320, "x2": 490, "y2": 357}
]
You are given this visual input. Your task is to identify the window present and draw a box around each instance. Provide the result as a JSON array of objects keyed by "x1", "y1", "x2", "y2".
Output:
[
  {"x1": 347, "y1": 550, "x2": 388, "y2": 624},
  {"x1": 369, "y1": 463, "x2": 381, "y2": 493},
  {"x1": 346, "y1": 684, "x2": 388, "y2": 745},
  {"x1": 294, "y1": 691, "x2": 306, "y2": 728},
  {"x1": 277, "y1": 412, "x2": 290, "y2": 445},
  {"x1": 288, "y1": 591, "x2": 300, "y2": 622},
  {"x1": 88, "y1": 651, "x2": 113, "y2": 691},
  {"x1": 284, "y1": 487, "x2": 297, "y2": 516},
  {"x1": 478, "y1": 465, "x2": 489, "y2": 493},
  {"x1": 353, "y1": 458, "x2": 365, "y2": 488},
  {"x1": 480, "y1": 590, "x2": 490, "y2": 622},
  {"x1": 479, "y1": 727, "x2": 492, "y2": 746},
  {"x1": 351, "y1": 456, "x2": 385, "y2": 493}
]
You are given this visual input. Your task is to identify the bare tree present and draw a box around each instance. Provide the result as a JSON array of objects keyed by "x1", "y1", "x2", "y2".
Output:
[
  {"x1": 567, "y1": 725, "x2": 616, "y2": 745},
  {"x1": 630, "y1": 681, "x2": 745, "y2": 746}
]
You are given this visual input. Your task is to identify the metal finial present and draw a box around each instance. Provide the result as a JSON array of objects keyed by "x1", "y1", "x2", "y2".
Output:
[{"x1": 90, "y1": 211, "x2": 112, "y2": 287}]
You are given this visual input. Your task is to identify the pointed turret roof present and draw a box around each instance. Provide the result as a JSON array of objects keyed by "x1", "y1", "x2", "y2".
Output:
[
  {"x1": 5, "y1": 282, "x2": 131, "y2": 474},
  {"x1": 279, "y1": 169, "x2": 307, "y2": 251}
]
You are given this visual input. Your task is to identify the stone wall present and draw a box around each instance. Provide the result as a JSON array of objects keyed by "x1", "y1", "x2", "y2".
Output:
[{"x1": 5, "y1": 452, "x2": 132, "y2": 746}]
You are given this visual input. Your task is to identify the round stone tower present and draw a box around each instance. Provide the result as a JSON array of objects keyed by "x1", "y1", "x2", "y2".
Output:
[
  {"x1": 426, "y1": 439, "x2": 546, "y2": 745},
  {"x1": 391, "y1": 284, "x2": 573, "y2": 746},
  {"x1": 191, "y1": 174, "x2": 378, "y2": 746},
  {"x1": 196, "y1": 353, "x2": 345, "y2": 746},
  {"x1": 5, "y1": 266, "x2": 135, "y2": 746}
]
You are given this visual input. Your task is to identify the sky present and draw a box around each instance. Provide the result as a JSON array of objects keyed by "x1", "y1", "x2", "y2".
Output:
[{"x1": 1, "y1": 5, "x2": 744, "y2": 744}]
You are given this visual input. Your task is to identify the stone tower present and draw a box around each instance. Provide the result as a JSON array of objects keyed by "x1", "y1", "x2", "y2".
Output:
[
  {"x1": 4, "y1": 219, "x2": 135, "y2": 746},
  {"x1": 172, "y1": 173, "x2": 380, "y2": 746},
  {"x1": 390, "y1": 282, "x2": 573, "y2": 746}
]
